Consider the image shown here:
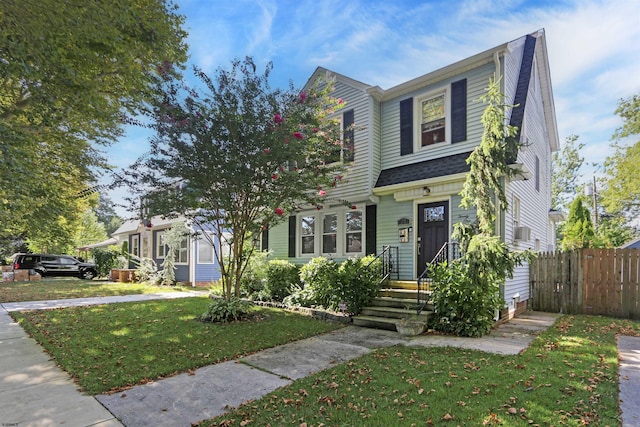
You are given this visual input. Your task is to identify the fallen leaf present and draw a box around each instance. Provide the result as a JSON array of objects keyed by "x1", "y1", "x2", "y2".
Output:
[{"x1": 442, "y1": 413, "x2": 454, "y2": 420}]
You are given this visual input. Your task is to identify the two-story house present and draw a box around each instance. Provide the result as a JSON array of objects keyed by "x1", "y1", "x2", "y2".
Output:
[{"x1": 265, "y1": 29, "x2": 559, "y2": 318}]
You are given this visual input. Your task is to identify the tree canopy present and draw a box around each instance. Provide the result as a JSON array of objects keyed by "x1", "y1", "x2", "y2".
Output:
[
  {"x1": 130, "y1": 57, "x2": 348, "y2": 299},
  {"x1": 0, "y1": 0, "x2": 188, "y2": 245},
  {"x1": 562, "y1": 197, "x2": 595, "y2": 250}
]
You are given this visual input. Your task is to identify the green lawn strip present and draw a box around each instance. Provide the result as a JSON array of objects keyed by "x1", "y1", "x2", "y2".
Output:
[
  {"x1": 12, "y1": 297, "x2": 344, "y2": 395},
  {"x1": 0, "y1": 279, "x2": 190, "y2": 303},
  {"x1": 202, "y1": 315, "x2": 640, "y2": 427}
]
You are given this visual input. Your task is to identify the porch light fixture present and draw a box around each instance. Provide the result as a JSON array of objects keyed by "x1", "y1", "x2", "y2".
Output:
[{"x1": 423, "y1": 186, "x2": 430, "y2": 196}]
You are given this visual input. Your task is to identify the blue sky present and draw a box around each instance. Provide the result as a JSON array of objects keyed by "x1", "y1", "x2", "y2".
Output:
[{"x1": 105, "y1": 0, "x2": 640, "y2": 217}]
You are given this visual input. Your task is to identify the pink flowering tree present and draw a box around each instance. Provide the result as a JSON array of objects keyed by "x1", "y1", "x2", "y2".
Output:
[{"x1": 130, "y1": 57, "x2": 347, "y2": 300}]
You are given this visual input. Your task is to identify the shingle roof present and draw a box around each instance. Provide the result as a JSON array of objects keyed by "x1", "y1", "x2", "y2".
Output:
[{"x1": 374, "y1": 152, "x2": 472, "y2": 188}]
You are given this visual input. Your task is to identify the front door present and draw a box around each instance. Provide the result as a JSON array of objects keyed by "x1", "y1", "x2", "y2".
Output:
[{"x1": 417, "y1": 201, "x2": 449, "y2": 275}]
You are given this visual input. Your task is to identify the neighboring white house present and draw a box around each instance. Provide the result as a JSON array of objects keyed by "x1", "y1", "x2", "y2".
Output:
[{"x1": 265, "y1": 30, "x2": 560, "y2": 318}]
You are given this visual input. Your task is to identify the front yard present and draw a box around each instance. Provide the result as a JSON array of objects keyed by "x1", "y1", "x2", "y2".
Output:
[
  {"x1": 12, "y1": 297, "x2": 343, "y2": 395},
  {"x1": 0, "y1": 278, "x2": 191, "y2": 303}
]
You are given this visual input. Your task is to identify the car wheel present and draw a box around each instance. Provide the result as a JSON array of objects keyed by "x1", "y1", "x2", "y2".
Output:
[{"x1": 80, "y1": 269, "x2": 96, "y2": 280}]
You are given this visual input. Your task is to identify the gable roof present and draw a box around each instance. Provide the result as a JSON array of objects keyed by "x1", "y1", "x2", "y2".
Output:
[{"x1": 374, "y1": 152, "x2": 472, "y2": 189}]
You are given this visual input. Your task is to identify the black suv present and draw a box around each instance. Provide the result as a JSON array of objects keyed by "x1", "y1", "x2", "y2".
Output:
[{"x1": 13, "y1": 254, "x2": 98, "y2": 280}]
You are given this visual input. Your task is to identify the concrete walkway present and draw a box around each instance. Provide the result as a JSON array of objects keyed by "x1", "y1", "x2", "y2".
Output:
[{"x1": 0, "y1": 294, "x2": 635, "y2": 426}]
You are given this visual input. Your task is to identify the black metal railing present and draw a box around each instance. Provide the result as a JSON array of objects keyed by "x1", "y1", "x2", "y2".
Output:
[
  {"x1": 416, "y1": 241, "x2": 461, "y2": 314},
  {"x1": 370, "y1": 245, "x2": 399, "y2": 285}
]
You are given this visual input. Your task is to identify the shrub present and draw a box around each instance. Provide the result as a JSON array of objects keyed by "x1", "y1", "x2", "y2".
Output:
[
  {"x1": 135, "y1": 257, "x2": 158, "y2": 283},
  {"x1": 283, "y1": 287, "x2": 316, "y2": 308},
  {"x1": 299, "y1": 257, "x2": 339, "y2": 308},
  {"x1": 92, "y1": 248, "x2": 122, "y2": 277},
  {"x1": 240, "y1": 251, "x2": 270, "y2": 297},
  {"x1": 200, "y1": 297, "x2": 253, "y2": 323},
  {"x1": 428, "y1": 260, "x2": 503, "y2": 337},
  {"x1": 263, "y1": 259, "x2": 300, "y2": 302},
  {"x1": 336, "y1": 255, "x2": 382, "y2": 315}
]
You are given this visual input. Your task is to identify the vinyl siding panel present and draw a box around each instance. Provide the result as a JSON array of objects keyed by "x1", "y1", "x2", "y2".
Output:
[
  {"x1": 377, "y1": 195, "x2": 414, "y2": 280},
  {"x1": 504, "y1": 53, "x2": 554, "y2": 305},
  {"x1": 379, "y1": 62, "x2": 495, "y2": 171},
  {"x1": 325, "y1": 79, "x2": 374, "y2": 202},
  {"x1": 269, "y1": 220, "x2": 290, "y2": 260}
]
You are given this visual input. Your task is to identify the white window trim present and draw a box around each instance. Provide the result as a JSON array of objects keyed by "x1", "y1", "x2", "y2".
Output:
[
  {"x1": 298, "y1": 208, "x2": 365, "y2": 258},
  {"x1": 414, "y1": 86, "x2": 450, "y2": 151},
  {"x1": 197, "y1": 232, "x2": 216, "y2": 264},
  {"x1": 175, "y1": 237, "x2": 189, "y2": 265},
  {"x1": 513, "y1": 196, "x2": 521, "y2": 229},
  {"x1": 156, "y1": 231, "x2": 166, "y2": 259}
]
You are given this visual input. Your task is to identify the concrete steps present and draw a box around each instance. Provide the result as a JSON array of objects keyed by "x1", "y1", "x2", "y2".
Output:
[{"x1": 352, "y1": 282, "x2": 433, "y2": 332}]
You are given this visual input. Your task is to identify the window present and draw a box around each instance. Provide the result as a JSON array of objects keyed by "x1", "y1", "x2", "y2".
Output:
[
  {"x1": 301, "y1": 216, "x2": 315, "y2": 254},
  {"x1": 131, "y1": 235, "x2": 140, "y2": 257},
  {"x1": 513, "y1": 196, "x2": 521, "y2": 229},
  {"x1": 155, "y1": 231, "x2": 188, "y2": 263},
  {"x1": 420, "y1": 94, "x2": 445, "y2": 146},
  {"x1": 326, "y1": 109, "x2": 355, "y2": 163},
  {"x1": 345, "y1": 210, "x2": 363, "y2": 253},
  {"x1": 176, "y1": 236, "x2": 188, "y2": 264},
  {"x1": 322, "y1": 214, "x2": 337, "y2": 254},
  {"x1": 156, "y1": 231, "x2": 166, "y2": 259},
  {"x1": 299, "y1": 208, "x2": 364, "y2": 256}
]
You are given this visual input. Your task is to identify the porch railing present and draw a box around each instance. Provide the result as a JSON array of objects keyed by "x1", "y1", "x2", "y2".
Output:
[
  {"x1": 416, "y1": 241, "x2": 461, "y2": 314},
  {"x1": 367, "y1": 245, "x2": 399, "y2": 286}
]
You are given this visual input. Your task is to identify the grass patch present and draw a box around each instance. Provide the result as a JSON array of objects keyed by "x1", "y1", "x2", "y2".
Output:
[
  {"x1": 202, "y1": 315, "x2": 639, "y2": 427},
  {"x1": 0, "y1": 278, "x2": 193, "y2": 303},
  {"x1": 12, "y1": 297, "x2": 344, "y2": 395}
]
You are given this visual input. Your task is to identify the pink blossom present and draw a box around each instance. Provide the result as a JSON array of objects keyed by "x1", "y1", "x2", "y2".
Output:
[
  {"x1": 312, "y1": 127, "x2": 319, "y2": 133},
  {"x1": 298, "y1": 91, "x2": 307, "y2": 103},
  {"x1": 271, "y1": 173, "x2": 278, "y2": 180},
  {"x1": 338, "y1": 98, "x2": 344, "y2": 104},
  {"x1": 318, "y1": 189, "x2": 327, "y2": 197},
  {"x1": 284, "y1": 138, "x2": 289, "y2": 145},
  {"x1": 264, "y1": 148, "x2": 271, "y2": 154},
  {"x1": 293, "y1": 131, "x2": 304, "y2": 139},
  {"x1": 351, "y1": 205, "x2": 357, "y2": 210},
  {"x1": 275, "y1": 207, "x2": 284, "y2": 216},
  {"x1": 274, "y1": 114, "x2": 284, "y2": 124},
  {"x1": 316, "y1": 205, "x2": 323, "y2": 211}
]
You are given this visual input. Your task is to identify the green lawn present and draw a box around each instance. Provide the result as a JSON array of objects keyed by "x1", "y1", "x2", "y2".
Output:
[
  {"x1": 12, "y1": 297, "x2": 344, "y2": 395},
  {"x1": 201, "y1": 315, "x2": 639, "y2": 427},
  {"x1": 0, "y1": 278, "x2": 194, "y2": 303}
]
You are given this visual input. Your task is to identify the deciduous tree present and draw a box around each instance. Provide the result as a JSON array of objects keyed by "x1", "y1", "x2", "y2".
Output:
[
  {"x1": 0, "y1": 0, "x2": 188, "y2": 243},
  {"x1": 131, "y1": 57, "x2": 347, "y2": 300}
]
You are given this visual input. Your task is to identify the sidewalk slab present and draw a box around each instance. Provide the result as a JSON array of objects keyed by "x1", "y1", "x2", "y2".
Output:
[
  {"x1": 0, "y1": 307, "x2": 121, "y2": 427},
  {"x1": 1, "y1": 291, "x2": 205, "y2": 313},
  {"x1": 97, "y1": 361, "x2": 292, "y2": 427},
  {"x1": 618, "y1": 335, "x2": 640, "y2": 427}
]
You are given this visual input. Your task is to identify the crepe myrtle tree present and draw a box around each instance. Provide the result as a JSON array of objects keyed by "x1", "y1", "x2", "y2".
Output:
[{"x1": 130, "y1": 57, "x2": 349, "y2": 300}]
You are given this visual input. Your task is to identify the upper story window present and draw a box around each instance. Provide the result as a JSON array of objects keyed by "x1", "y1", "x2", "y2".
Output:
[
  {"x1": 326, "y1": 109, "x2": 355, "y2": 164},
  {"x1": 400, "y1": 79, "x2": 466, "y2": 156},
  {"x1": 420, "y1": 94, "x2": 446, "y2": 146}
]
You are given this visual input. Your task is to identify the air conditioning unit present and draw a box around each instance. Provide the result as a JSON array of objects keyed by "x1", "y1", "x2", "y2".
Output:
[{"x1": 514, "y1": 226, "x2": 531, "y2": 241}]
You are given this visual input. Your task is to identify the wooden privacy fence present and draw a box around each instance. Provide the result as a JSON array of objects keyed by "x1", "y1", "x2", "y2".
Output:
[{"x1": 530, "y1": 248, "x2": 640, "y2": 319}]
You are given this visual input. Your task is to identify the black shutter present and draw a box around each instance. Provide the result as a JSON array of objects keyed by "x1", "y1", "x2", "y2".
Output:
[
  {"x1": 261, "y1": 229, "x2": 269, "y2": 252},
  {"x1": 288, "y1": 216, "x2": 296, "y2": 258},
  {"x1": 400, "y1": 98, "x2": 413, "y2": 156},
  {"x1": 365, "y1": 205, "x2": 377, "y2": 256},
  {"x1": 451, "y1": 79, "x2": 467, "y2": 143},
  {"x1": 510, "y1": 34, "x2": 536, "y2": 145},
  {"x1": 343, "y1": 109, "x2": 355, "y2": 161}
]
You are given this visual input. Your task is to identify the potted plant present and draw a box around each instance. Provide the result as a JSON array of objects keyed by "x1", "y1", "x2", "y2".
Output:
[{"x1": 395, "y1": 305, "x2": 426, "y2": 336}]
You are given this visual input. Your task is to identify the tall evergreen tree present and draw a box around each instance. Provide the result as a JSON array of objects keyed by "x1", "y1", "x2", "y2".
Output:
[{"x1": 562, "y1": 197, "x2": 595, "y2": 250}]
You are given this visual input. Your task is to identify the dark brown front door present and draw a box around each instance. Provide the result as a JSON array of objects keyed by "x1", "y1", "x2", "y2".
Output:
[{"x1": 417, "y1": 201, "x2": 449, "y2": 275}]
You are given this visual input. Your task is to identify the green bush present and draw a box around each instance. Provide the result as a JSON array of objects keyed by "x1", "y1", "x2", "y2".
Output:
[
  {"x1": 240, "y1": 251, "x2": 270, "y2": 297},
  {"x1": 299, "y1": 257, "x2": 339, "y2": 308},
  {"x1": 92, "y1": 248, "x2": 122, "y2": 277},
  {"x1": 283, "y1": 287, "x2": 316, "y2": 308},
  {"x1": 263, "y1": 259, "x2": 300, "y2": 302},
  {"x1": 200, "y1": 297, "x2": 252, "y2": 323},
  {"x1": 296, "y1": 255, "x2": 382, "y2": 315},
  {"x1": 428, "y1": 260, "x2": 503, "y2": 337},
  {"x1": 336, "y1": 255, "x2": 382, "y2": 315}
]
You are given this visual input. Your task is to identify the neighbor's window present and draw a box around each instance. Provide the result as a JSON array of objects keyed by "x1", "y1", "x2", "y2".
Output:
[
  {"x1": 156, "y1": 231, "x2": 166, "y2": 258},
  {"x1": 197, "y1": 235, "x2": 215, "y2": 264},
  {"x1": 322, "y1": 213, "x2": 337, "y2": 254},
  {"x1": 513, "y1": 196, "x2": 521, "y2": 229},
  {"x1": 301, "y1": 216, "x2": 316, "y2": 254},
  {"x1": 176, "y1": 236, "x2": 188, "y2": 264},
  {"x1": 421, "y1": 94, "x2": 445, "y2": 146},
  {"x1": 345, "y1": 209, "x2": 363, "y2": 253}
]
